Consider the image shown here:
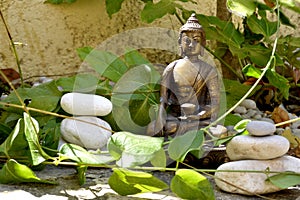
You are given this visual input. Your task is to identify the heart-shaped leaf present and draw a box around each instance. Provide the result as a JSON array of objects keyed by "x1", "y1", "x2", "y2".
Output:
[
  {"x1": 107, "y1": 131, "x2": 164, "y2": 167},
  {"x1": 168, "y1": 130, "x2": 204, "y2": 162},
  {"x1": 141, "y1": 0, "x2": 177, "y2": 23},
  {"x1": 108, "y1": 168, "x2": 168, "y2": 196},
  {"x1": 77, "y1": 47, "x2": 128, "y2": 82},
  {"x1": 0, "y1": 118, "x2": 28, "y2": 157},
  {"x1": 23, "y1": 113, "x2": 49, "y2": 165},
  {"x1": 171, "y1": 169, "x2": 214, "y2": 200},
  {"x1": 59, "y1": 143, "x2": 114, "y2": 164},
  {"x1": 267, "y1": 172, "x2": 300, "y2": 189},
  {"x1": 226, "y1": 0, "x2": 256, "y2": 17},
  {"x1": 111, "y1": 65, "x2": 160, "y2": 134},
  {"x1": 0, "y1": 159, "x2": 55, "y2": 184}
]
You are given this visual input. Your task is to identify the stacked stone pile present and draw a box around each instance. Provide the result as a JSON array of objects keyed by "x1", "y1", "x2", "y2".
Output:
[
  {"x1": 59, "y1": 92, "x2": 113, "y2": 150},
  {"x1": 232, "y1": 99, "x2": 300, "y2": 137},
  {"x1": 214, "y1": 120, "x2": 300, "y2": 195}
]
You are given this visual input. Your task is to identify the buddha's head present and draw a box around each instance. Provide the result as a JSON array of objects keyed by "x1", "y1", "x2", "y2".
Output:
[{"x1": 178, "y1": 13, "x2": 206, "y2": 57}]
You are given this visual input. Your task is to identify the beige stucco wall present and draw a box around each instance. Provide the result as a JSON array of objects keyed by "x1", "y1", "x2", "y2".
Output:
[
  {"x1": 0, "y1": 0, "x2": 216, "y2": 80},
  {"x1": 1, "y1": 0, "x2": 299, "y2": 81}
]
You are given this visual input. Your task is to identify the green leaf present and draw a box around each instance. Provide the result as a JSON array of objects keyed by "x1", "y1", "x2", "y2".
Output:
[
  {"x1": 23, "y1": 113, "x2": 48, "y2": 165},
  {"x1": 226, "y1": 0, "x2": 256, "y2": 17},
  {"x1": 198, "y1": 14, "x2": 244, "y2": 48},
  {"x1": 40, "y1": 118, "x2": 61, "y2": 156},
  {"x1": 278, "y1": 10, "x2": 295, "y2": 28},
  {"x1": 214, "y1": 135, "x2": 235, "y2": 146},
  {"x1": 233, "y1": 119, "x2": 251, "y2": 133},
  {"x1": 242, "y1": 64, "x2": 262, "y2": 79},
  {"x1": 0, "y1": 159, "x2": 55, "y2": 184},
  {"x1": 0, "y1": 122, "x2": 12, "y2": 144},
  {"x1": 279, "y1": 0, "x2": 300, "y2": 14},
  {"x1": 0, "y1": 118, "x2": 28, "y2": 157},
  {"x1": 150, "y1": 147, "x2": 166, "y2": 168},
  {"x1": 111, "y1": 65, "x2": 160, "y2": 134},
  {"x1": 107, "y1": 131, "x2": 164, "y2": 167},
  {"x1": 141, "y1": 0, "x2": 177, "y2": 23},
  {"x1": 223, "y1": 79, "x2": 258, "y2": 109},
  {"x1": 224, "y1": 113, "x2": 242, "y2": 127},
  {"x1": 266, "y1": 69, "x2": 290, "y2": 99},
  {"x1": 55, "y1": 74, "x2": 100, "y2": 93},
  {"x1": 168, "y1": 130, "x2": 204, "y2": 162},
  {"x1": 247, "y1": 14, "x2": 278, "y2": 38},
  {"x1": 59, "y1": 143, "x2": 114, "y2": 164},
  {"x1": 124, "y1": 49, "x2": 151, "y2": 67},
  {"x1": 243, "y1": 44, "x2": 272, "y2": 66},
  {"x1": 108, "y1": 168, "x2": 168, "y2": 196},
  {"x1": 171, "y1": 169, "x2": 214, "y2": 200},
  {"x1": 45, "y1": 0, "x2": 63, "y2": 4},
  {"x1": 267, "y1": 172, "x2": 300, "y2": 189},
  {"x1": 77, "y1": 165, "x2": 87, "y2": 186},
  {"x1": 76, "y1": 46, "x2": 93, "y2": 60},
  {"x1": 105, "y1": 0, "x2": 125, "y2": 18},
  {"x1": 3, "y1": 81, "x2": 62, "y2": 115},
  {"x1": 77, "y1": 47, "x2": 128, "y2": 82}
]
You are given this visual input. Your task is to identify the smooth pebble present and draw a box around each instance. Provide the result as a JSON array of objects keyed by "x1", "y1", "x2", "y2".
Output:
[
  {"x1": 240, "y1": 99, "x2": 257, "y2": 109},
  {"x1": 60, "y1": 116, "x2": 112, "y2": 149},
  {"x1": 246, "y1": 120, "x2": 276, "y2": 136},
  {"x1": 226, "y1": 135, "x2": 289, "y2": 160},
  {"x1": 209, "y1": 125, "x2": 227, "y2": 137},
  {"x1": 60, "y1": 92, "x2": 112, "y2": 116},
  {"x1": 215, "y1": 156, "x2": 300, "y2": 195},
  {"x1": 233, "y1": 106, "x2": 247, "y2": 114}
]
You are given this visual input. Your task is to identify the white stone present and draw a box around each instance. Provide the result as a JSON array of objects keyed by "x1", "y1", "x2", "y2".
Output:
[
  {"x1": 60, "y1": 116, "x2": 112, "y2": 149},
  {"x1": 215, "y1": 156, "x2": 300, "y2": 195},
  {"x1": 240, "y1": 99, "x2": 257, "y2": 109},
  {"x1": 233, "y1": 106, "x2": 247, "y2": 114},
  {"x1": 60, "y1": 92, "x2": 112, "y2": 116},
  {"x1": 246, "y1": 120, "x2": 276, "y2": 136},
  {"x1": 209, "y1": 125, "x2": 227, "y2": 137},
  {"x1": 226, "y1": 135, "x2": 289, "y2": 160}
]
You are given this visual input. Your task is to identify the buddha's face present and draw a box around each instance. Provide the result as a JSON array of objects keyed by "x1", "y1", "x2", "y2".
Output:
[{"x1": 180, "y1": 31, "x2": 202, "y2": 57}]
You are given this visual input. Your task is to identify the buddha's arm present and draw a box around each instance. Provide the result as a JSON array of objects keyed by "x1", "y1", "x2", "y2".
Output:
[{"x1": 206, "y1": 74, "x2": 221, "y2": 121}]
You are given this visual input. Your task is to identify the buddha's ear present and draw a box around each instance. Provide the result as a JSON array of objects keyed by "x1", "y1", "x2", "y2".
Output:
[{"x1": 200, "y1": 30, "x2": 206, "y2": 56}]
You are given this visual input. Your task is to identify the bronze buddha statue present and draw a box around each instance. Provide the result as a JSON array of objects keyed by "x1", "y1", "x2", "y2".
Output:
[{"x1": 148, "y1": 14, "x2": 221, "y2": 137}]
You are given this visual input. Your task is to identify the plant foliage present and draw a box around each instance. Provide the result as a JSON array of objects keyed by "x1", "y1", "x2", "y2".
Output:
[{"x1": 0, "y1": 0, "x2": 300, "y2": 199}]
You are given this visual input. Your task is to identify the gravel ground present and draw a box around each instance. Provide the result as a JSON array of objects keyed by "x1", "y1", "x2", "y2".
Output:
[{"x1": 0, "y1": 165, "x2": 300, "y2": 200}]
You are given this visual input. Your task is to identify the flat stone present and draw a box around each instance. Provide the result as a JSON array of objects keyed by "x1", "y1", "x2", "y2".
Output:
[
  {"x1": 233, "y1": 106, "x2": 247, "y2": 114},
  {"x1": 252, "y1": 114, "x2": 262, "y2": 120},
  {"x1": 60, "y1": 92, "x2": 112, "y2": 116},
  {"x1": 246, "y1": 109, "x2": 257, "y2": 118},
  {"x1": 260, "y1": 117, "x2": 275, "y2": 124},
  {"x1": 226, "y1": 135, "x2": 289, "y2": 160},
  {"x1": 60, "y1": 116, "x2": 112, "y2": 150},
  {"x1": 246, "y1": 120, "x2": 276, "y2": 136},
  {"x1": 215, "y1": 156, "x2": 300, "y2": 195},
  {"x1": 240, "y1": 99, "x2": 257, "y2": 109}
]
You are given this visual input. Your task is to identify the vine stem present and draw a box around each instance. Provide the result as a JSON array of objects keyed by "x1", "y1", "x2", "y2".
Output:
[
  {"x1": 41, "y1": 159, "x2": 300, "y2": 176},
  {"x1": 0, "y1": 8, "x2": 24, "y2": 86}
]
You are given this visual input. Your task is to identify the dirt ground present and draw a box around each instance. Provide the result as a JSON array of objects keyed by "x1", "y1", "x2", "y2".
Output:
[{"x1": 0, "y1": 165, "x2": 300, "y2": 200}]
